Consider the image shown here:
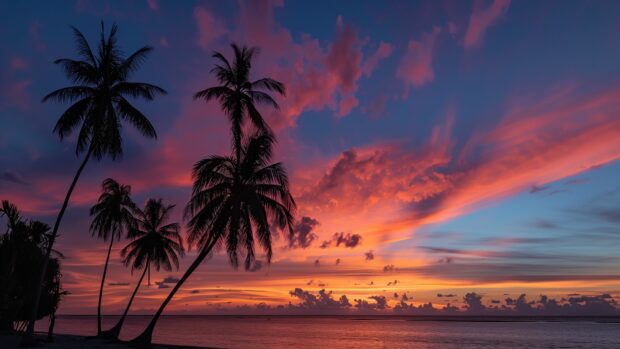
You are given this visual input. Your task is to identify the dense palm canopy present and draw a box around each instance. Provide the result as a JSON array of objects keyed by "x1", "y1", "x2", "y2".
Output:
[
  {"x1": 0, "y1": 202, "x2": 63, "y2": 333},
  {"x1": 194, "y1": 43, "x2": 285, "y2": 159},
  {"x1": 90, "y1": 178, "x2": 137, "y2": 242},
  {"x1": 131, "y1": 133, "x2": 296, "y2": 345},
  {"x1": 89, "y1": 178, "x2": 137, "y2": 335},
  {"x1": 43, "y1": 22, "x2": 166, "y2": 159},
  {"x1": 101, "y1": 199, "x2": 183, "y2": 340},
  {"x1": 121, "y1": 199, "x2": 184, "y2": 277},
  {"x1": 186, "y1": 132, "x2": 296, "y2": 269},
  {"x1": 26, "y1": 22, "x2": 166, "y2": 339}
]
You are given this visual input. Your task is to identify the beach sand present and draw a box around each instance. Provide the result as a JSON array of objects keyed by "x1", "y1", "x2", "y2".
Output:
[{"x1": 0, "y1": 333, "x2": 218, "y2": 349}]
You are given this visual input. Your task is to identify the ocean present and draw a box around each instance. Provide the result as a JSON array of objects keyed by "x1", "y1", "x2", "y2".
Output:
[{"x1": 36, "y1": 315, "x2": 620, "y2": 348}]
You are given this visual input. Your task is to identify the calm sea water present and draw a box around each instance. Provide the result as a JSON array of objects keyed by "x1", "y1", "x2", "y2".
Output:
[{"x1": 36, "y1": 315, "x2": 620, "y2": 348}]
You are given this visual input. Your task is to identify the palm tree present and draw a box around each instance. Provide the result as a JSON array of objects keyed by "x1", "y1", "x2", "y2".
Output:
[
  {"x1": 25, "y1": 22, "x2": 166, "y2": 339},
  {"x1": 90, "y1": 178, "x2": 137, "y2": 336},
  {"x1": 101, "y1": 199, "x2": 184, "y2": 340},
  {"x1": 131, "y1": 133, "x2": 296, "y2": 345},
  {"x1": 193, "y1": 43, "x2": 285, "y2": 161}
]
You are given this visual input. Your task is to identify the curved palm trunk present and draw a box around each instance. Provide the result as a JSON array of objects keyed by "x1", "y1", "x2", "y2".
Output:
[
  {"x1": 24, "y1": 147, "x2": 93, "y2": 343},
  {"x1": 97, "y1": 235, "x2": 115, "y2": 335},
  {"x1": 131, "y1": 240, "x2": 216, "y2": 347},
  {"x1": 101, "y1": 263, "x2": 148, "y2": 340}
]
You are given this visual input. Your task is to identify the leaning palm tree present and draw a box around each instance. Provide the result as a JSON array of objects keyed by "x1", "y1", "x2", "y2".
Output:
[
  {"x1": 25, "y1": 22, "x2": 166, "y2": 339},
  {"x1": 194, "y1": 43, "x2": 285, "y2": 161},
  {"x1": 90, "y1": 178, "x2": 137, "y2": 336},
  {"x1": 101, "y1": 199, "x2": 184, "y2": 340},
  {"x1": 131, "y1": 133, "x2": 296, "y2": 345}
]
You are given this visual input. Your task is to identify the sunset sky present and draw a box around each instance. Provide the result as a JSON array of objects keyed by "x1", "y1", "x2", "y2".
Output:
[{"x1": 1, "y1": 0, "x2": 620, "y2": 315}]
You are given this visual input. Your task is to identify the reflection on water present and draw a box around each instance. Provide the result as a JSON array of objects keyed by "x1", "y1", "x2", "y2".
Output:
[{"x1": 37, "y1": 315, "x2": 620, "y2": 348}]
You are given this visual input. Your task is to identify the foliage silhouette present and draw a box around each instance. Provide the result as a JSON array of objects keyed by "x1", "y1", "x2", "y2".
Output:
[
  {"x1": 101, "y1": 199, "x2": 184, "y2": 340},
  {"x1": 0, "y1": 201, "x2": 64, "y2": 335},
  {"x1": 25, "y1": 22, "x2": 166, "y2": 340},
  {"x1": 90, "y1": 178, "x2": 137, "y2": 335},
  {"x1": 194, "y1": 43, "x2": 285, "y2": 161},
  {"x1": 131, "y1": 132, "x2": 296, "y2": 345}
]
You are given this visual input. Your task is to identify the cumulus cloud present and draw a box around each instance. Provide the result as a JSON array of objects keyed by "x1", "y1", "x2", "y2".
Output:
[
  {"x1": 289, "y1": 216, "x2": 319, "y2": 249},
  {"x1": 355, "y1": 295, "x2": 389, "y2": 310},
  {"x1": 320, "y1": 232, "x2": 362, "y2": 249},
  {"x1": 383, "y1": 264, "x2": 397, "y2": 272},
  {"x1": 289, "y1": 288, "x2": 351, "y2": 311},
  {"x1": 437, "y1": 293, "x2": 457, "y2": 298},
  {"x1": 464, "y1": 0, "x2": 511, "y2": 48},
  {"x1": 364, "y1": 250, "x2": 374, "y2": 261}
]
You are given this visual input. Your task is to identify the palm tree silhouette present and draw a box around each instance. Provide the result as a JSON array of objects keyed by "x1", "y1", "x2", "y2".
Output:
[
  {"x1": 25, "y1": 22, "x2": 166, "y2": 339},
  {"x1": 194, "y1": 43, "x2": 285, "y2": 161},
  {"x1": 90, "y1": 178, "x2": 137, "y2": 336},
  {"x1": 101, "y1": 199, "x2": 184, "y2": 340},
  {"x1": 131, "y1": 133, "x2": 296, "y2": 345}
]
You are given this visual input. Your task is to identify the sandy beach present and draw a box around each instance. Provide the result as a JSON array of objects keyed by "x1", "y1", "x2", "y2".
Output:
[{"x1": 1, "y1": 333, "x2": 218, "y2": 349}]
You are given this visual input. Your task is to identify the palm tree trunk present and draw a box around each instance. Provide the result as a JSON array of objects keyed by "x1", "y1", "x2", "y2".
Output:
[
  {"x1": 101, "y1": 262, "x2": 148, "y2": 340},
  {"x1": 131, "y1": 240, "x2": 217, "y2": 346},
  {"x1": 23, "y1": 147, "x2": 93, "y2": 343},
  {"x1": 97, "y1": 235, "x2": 115, "y2": 335}
]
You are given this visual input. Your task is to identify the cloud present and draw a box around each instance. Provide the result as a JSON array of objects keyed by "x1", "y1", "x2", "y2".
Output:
[
  {"x1": 289, "y1": 216, "x2": 319, "y2": 249},
  {"x1": 190, "y1": 290, "x2": 200, "y2": 294},
  {"x1": 108, "y1": 282, "x2": 130, "y2": 286},
  {"x1": 529, "y1": 184, "x2": 549, "y2": 194},
  {"x1": 383, "y1": 264, "x2": 397, "y2": 272},
  {"x1": 335, "y1": 258, "x2": 341, "y2": 265},
  {"x1": 1, "y1": 171, "x2": 28, "y2": 185},
  {"x1": 147, "y1": 0, "x2": 159, "y2": 11},
  {"x1": 157, "y1": 276, "x2": 180, "y2": 285},
  {"x1": 362, "y1": 41, "x2": 393, "y2": 77},
  {"x1": 320, "y1": 232, "x2": 362, "y2": 249},
  {"x1": 194, "y1": 6, "x2": 227, "y2": 50},
  {"x1": 464, "y1": 0, "x2": 511, "y2": 48},
  {"x1": 289, "y1": 288, "x2": 351, "y2": 311},
  {"x1": 355, "y1": 295, "x2": 388, "y2": 310},
  {"x1": 387, "y1": 280, "x2": 398, "y2": 286},
  {"x1": 364, "y1": 250, "x2": 374, "y2": 261},
  {"x1": 297, "y1": 85, "x2": 620, "y2": 245},
  {"x1": 396, "y1": 26, "x2": 441, "y2": 94},
  {"x1": 437, "y1": 293, "x2": 457, "y2": 298}
]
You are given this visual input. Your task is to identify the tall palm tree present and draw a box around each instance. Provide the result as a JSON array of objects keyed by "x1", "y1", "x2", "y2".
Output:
[
  {"x1": 131, "y1": 133, "x2": 296, "y2": 345},
  {"x1": 26, "y1": 22, "x2": 166, "y2": 339},
  {"x1": 90, "y1": 178, "x2": 137, "y2": 336},
  {"x1": 101, "y1": 199, "x2": 184, "y2": 340},
  {"x1": 193, "y1": 43, "x2": 285, "y2": 161}
]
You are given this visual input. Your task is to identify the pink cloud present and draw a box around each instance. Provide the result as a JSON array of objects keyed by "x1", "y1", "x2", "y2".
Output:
[
  {"x1": 294, "y1": 85, "x2": 620, "y2": 243},
  {"x1": 396, "y1": 26, "x2": 441, "y2": 95},
  {"x1": 147, "y1": 0, "x2": 159, "y2": 11},
  {"x1": 10, "y1": 56, "x2": 28, "y2": 71},
  {"x1": 362, "y1": 41, "x2": 393, "y2": 77},
  {"x1": 231, "y1": 1, "x2": 389, "y2": 124},
  {"x1": 464, "y1": 0, "x2": 511, "y2": 49},
  {"x1": 194, "y1": 6, "x2": 228, "y2": 51}
]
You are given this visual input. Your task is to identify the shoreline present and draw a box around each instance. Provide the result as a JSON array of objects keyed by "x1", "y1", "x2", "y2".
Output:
[{"x1": 1, "y1": 333, "x2": 221, "y2": 349}]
